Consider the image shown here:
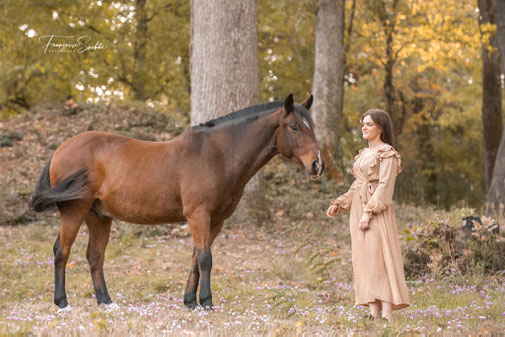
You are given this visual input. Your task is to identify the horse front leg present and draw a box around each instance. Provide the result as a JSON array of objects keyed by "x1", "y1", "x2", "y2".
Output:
[
  {"x1": 183, "y1": 248, "x2": 199, "y2": 309},
  {"x1": 184, "y1": 220, "x2": 224, "y2": 309},
  {"x1": 197, "y1": 249, "x2": 213, "y2": 308},
  {"x1": 185, "y1": 210, "x2": 221, "y2": 309}
]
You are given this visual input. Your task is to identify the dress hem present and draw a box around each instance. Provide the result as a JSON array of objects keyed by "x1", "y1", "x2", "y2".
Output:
[{"x1": 355, "y1": 297, "x2": 409, "y2": 310}]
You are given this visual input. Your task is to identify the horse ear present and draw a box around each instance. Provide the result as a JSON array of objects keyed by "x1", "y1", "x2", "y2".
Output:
[
  {"x1": 301, "y1": 95, "x2": 313, "y2": 110},
  {"x1": 284, "y1": 93, "x2": 294, "y2": 113}
]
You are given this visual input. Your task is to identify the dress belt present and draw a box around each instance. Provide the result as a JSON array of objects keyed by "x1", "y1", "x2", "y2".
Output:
[{"x1": 355, "y1": 179, "x2": 377, "y2": 207}]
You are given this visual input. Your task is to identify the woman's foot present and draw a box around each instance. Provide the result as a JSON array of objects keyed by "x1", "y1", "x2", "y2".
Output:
[
  {"x1": 382, "y1": 301, "x2": 393, "y2": 320},
  {"x1": 369, "y1": 301, "x2": 382, "y2": 318}
]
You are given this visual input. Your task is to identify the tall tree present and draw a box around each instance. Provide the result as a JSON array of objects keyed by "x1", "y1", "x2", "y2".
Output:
[
  {"x1": 115, "y1": 0, "x2": 190, "y2": 104},
  {"x1": 478, "y1": 0, "x2": 503, "y2": 191},
  {"x1": 488, "y1": 0, "x2": 505, "y2": 209},
  {"x1": 311, "y1": 0, "x2": 346, "y2": 179},
  {"x1": 375, "y1": 0, "x2": 407, "y2": 138},
  {"x1": 132, "y1": 0, "x2": 148, "y2": 101},
  {"x1": 190, "y1": 0, "x2": 267, "y2": 222},
  {"x1": 190, "y1": 0, "x2": 260, "y2": 125},
  {"x1": 495, "y1": 0, "x2": 505, "y2": 73}
]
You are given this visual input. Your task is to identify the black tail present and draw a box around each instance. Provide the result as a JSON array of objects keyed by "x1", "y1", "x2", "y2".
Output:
[{"x1": 29, "y1": 155, "x2": 89, "y2": 212}]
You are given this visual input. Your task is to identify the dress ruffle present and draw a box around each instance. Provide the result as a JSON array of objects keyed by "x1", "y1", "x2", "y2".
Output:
[
  {"x1": 368, "y1": 145, "x2": 402, "y2": 178},
  {"x1": 354, "y1": 148, "x2": 366, "y2": 162}
]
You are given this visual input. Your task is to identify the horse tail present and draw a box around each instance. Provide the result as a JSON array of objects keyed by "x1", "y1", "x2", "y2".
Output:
[{"x1": 30, "y1": 155, "x2": 89, "y2": 212}]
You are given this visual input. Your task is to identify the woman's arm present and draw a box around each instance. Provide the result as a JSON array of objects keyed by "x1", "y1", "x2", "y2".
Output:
[
  {"x1": 327, "y1": 179, "x2": 358, "y2": 218},
  {"x1": 363, "y1": 156, "x2": 398, "y2": 214}
]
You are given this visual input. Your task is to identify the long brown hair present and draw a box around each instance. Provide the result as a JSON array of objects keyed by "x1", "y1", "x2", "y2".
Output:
[{"x1": 361, "y1": 109, "x2": 394, "y2": 145}]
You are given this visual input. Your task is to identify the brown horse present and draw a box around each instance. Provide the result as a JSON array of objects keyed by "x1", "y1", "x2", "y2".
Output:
[{"x1": 30, "y1": 94, "x2": 324, "y2": 311}]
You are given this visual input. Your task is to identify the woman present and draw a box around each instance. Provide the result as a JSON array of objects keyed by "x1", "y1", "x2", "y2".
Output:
[{"x1": 326, "y1": 109, "x2": 409, "y2": 320}]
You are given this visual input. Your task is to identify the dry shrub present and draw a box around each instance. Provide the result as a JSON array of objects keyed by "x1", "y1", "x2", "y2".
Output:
[{"x1": 403, "y1": 216, "x2": 505, "y2": 278}]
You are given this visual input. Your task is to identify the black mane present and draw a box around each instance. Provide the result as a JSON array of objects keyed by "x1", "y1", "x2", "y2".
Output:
[{"x1": 193, "y1": 100, "x2": 313, "y2": 129}]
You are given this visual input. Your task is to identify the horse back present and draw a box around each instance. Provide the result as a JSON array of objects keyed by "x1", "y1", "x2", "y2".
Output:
[
  {"x1": 49, "y1": 129, "x2": 247, "y2": 224},
  {"x1": 50, "y1": 131, "x2": 188, "y2": 223}
]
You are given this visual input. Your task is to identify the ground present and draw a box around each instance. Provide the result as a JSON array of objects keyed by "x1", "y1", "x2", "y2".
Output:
[
  {"x1": 0, "y1": 104, "x2": 504, "y2": 335},
  {"x1": 1, "y1": 216, "x2": 505, "y2": 335}
]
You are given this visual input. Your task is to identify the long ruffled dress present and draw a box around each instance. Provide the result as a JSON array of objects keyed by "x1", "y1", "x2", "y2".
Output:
[{"x1": 331, "y1": 143, "x2": 410, "y2": 309}]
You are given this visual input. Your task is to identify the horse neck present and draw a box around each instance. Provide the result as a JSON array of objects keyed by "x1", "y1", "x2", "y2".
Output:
[{"x1": 222, "y1": 110, "x2": 280, "y2": 182}]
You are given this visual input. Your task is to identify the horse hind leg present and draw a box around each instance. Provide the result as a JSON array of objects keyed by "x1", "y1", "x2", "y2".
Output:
[
  {"x1": 54, "y1": 199, "x2": 93, "y2": 310},
  {"x1": 84, "y1": 213, "x2": 113, "y2": 306}
]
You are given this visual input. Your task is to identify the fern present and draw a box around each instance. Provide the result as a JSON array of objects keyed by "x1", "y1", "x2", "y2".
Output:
[{"x1": 295, "y1": 238, "x2": 340, "y2": 283}]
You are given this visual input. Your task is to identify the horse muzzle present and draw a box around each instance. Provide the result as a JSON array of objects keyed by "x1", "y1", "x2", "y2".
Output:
[{"x1": 310, "y1": 151, "x2": 325, "y2": 180}]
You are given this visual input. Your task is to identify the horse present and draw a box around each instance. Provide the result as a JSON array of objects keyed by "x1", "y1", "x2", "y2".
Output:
[{"x1": 30, "y1": 93, "x2": 324, "y2": 311}]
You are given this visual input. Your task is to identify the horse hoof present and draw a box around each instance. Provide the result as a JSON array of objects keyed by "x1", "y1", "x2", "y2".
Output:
[
  {"x1": 100, "y1": 303, "x2": 119, "y2": 311},
  {"x1": 201, "y1": 303, "x2": 214, "y2": 311},
  {"x1": 57, "y1": 305, "x2": 72, "y2": 313},
  {"x1": 184, "y1": 301, "x2": 198, "y2": 310}
]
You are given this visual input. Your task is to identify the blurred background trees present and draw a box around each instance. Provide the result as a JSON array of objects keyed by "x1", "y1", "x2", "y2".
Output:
[{"x1": 1, "y1": 0, "x2": 504, "y2": 210}]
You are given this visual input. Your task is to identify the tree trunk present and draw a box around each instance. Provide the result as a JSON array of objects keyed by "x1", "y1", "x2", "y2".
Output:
[
  {"x1": 379, "y1": 0, "x2": 406, "y2": 138},
  {"x1": 345, "y1": 0, "x2": 356, "y2": 55},
  {"x1": 311, "y1": 0, "x2": 346, "y2": 179},
  {"x1": 488, "y1": 0, "x2": 505, "y2": 209},
  {"x1": 190, "y1": 0, "x2": 266, "y2": 223},
  {"x1": 416, "y1": 102, "x2": 438, "y2": 205},
  {"x1": 132, "y1": 0, "x2": 148, "y2": 101},
  {"x1": 190, "y1": 0, "x2": 260, "y2": 125},
  {"x1": 479, "y1": 0, "x2": 503, "y2": 191},
  {"x1": 495, "y1": 0, "x2": 505, "y2": 73},
  {"x1": 383, "y1": 48, "x2": 396, "y2": 131}
]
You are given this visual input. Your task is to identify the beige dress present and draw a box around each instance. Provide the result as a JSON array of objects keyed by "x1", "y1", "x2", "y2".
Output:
[{"x1": 331, "y1": 143, "x2": 410, "y2": 309}]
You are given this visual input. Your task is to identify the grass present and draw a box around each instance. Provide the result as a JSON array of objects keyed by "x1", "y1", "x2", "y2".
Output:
[{"x1": 1, "y1": 204, "x2": 504, "y2": 336}]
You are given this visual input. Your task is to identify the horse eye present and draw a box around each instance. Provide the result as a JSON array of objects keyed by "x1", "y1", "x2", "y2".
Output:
[{"x1": 289, "y1": 123, "x2": 299, "y2": 131}]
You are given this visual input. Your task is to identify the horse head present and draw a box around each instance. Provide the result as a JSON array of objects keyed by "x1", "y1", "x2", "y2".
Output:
[{"x1": 275, "y1": 94, "x2": 325, "y2": 180}]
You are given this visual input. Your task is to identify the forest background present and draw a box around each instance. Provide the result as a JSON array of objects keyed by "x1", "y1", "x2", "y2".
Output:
[{"x1": 2, "y1": 0, "x2": 505, "y2": 211}]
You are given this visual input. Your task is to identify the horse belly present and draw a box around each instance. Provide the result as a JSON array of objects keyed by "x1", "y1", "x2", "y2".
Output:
[{"x1": 98, "y1": 188, "x2": 185, "y2": 225}]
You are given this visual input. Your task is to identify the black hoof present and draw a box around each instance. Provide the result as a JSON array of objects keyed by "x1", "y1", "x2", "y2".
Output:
[
  {"x1": 200, "y1": 301, "x2": 213, "y2": 310},
  {"x1": 184, "y1": 300, "x2": 198, "y2": 310},
  {"x1": 54, "y1": 297, "x2": 68, "y2": 309},
  {"x1": 97, "y1": 299, "x2": 113, "y2": 305}
]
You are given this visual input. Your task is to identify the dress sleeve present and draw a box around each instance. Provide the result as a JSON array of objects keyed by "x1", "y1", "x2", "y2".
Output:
[
  {"x1": 363, "y1": 155, "x2": 398, "y2": 213},
  {"x1": 330, "y1": 179, "x2": 358, "y2": 213}
]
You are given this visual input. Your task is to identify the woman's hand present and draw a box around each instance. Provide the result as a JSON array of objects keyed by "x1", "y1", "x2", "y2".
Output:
[
  {"x1": 326, "y1": 205, "x2": 339, "y2": 219},
  {"x1": 359, "y1": 212, "x2": 372, "y2": 230}
]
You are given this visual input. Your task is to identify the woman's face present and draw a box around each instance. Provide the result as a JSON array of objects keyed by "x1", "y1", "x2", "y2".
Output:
[{"x1": 361, "y1": 115, "x2": 381, "y2": 141}]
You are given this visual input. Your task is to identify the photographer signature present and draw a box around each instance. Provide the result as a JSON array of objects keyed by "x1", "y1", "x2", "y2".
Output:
[{"x1": 38, "y1": 35, "x2": 108, "y2": 54}]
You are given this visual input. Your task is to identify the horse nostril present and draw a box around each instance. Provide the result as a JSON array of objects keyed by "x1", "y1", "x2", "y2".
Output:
[{"x1": 312, "y1": 160, "x2": 319, "y2": 175}]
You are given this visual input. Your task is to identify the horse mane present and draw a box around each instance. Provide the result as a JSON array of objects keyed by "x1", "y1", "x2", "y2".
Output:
[{"x1": 193, "y1": 100, "x2": 313, "y2": 130}]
